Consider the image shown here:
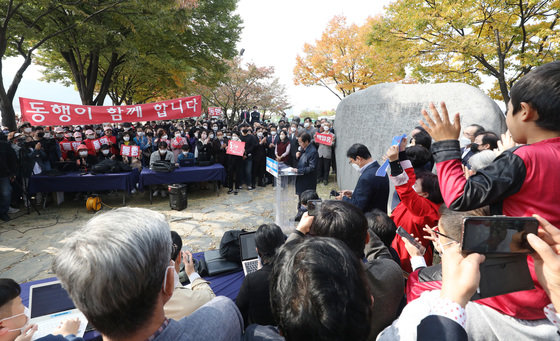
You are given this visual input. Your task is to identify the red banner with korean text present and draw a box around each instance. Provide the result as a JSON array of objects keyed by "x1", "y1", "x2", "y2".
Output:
[
  {"x1": 19, "y1": 96, "x2": 202, "y2": 126},
  {"x1": 208, "y1": 107, "x2": 223, "y2": 118},
  {"x1": 315, "y1": 133, "x2": 333, "y2": 146},
  {"x1": 226, "y1": 140, "x2": 245, "y2": 156}
]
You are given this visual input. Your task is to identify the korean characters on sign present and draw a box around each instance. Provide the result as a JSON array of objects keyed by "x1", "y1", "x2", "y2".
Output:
[
  {"x1": 208, "y1": 107, "x2": 223, "y2": 118},
  {"x1": 19, "y1": 96, "x2": 202, "y2": 126},
  {"x1": 314, "y1": 133, "x2": 333, "y2": 146},
  {"x1": 226, "y1": 140, "x2": 245, "y2": 156}
]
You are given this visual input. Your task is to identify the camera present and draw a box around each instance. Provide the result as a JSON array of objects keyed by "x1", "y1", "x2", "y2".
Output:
[{"x1": 329, "y1": 190, "x2": 340, "y2": 197}]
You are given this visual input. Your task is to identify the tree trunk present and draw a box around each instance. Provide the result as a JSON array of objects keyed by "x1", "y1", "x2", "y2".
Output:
[{"x1": 0, "y1": 95, "x2": 17, "y2": 130}]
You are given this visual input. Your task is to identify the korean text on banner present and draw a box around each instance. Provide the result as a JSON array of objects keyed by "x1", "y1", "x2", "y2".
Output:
[
  {"x1": 208, "y1": 107, "x2": 223, "y2": 118},
  {"x1": 226, "y1": 140, "x2": 245, "y2": 156},
  {"x1": 266, "y1": 157, "x2": 279, "y2": 178},
  {"x1": 19, "y1": 95, "x2": 202, "y2": 126},
  {"x1": 120, "y1": 145, "x2": 140, "y2": 157},
  {"x1": 315, "y1": 133, "x2": 333, "y2": 146}
]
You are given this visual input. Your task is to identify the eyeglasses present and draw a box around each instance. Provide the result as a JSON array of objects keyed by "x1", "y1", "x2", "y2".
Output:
[{"x1": 433, "y1": 229, "x2": 459, "y2": 243}]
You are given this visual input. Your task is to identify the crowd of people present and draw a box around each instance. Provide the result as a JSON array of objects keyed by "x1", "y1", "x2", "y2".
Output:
[
  {"x1": 1, "y1": 62, "x2": 560, "y2": 341},
  {"x1": 0, "y1": 106, "x2": 336, "y2": 220}
]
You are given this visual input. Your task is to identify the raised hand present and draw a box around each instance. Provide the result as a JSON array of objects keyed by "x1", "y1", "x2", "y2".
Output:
[{"x1": 420, "y1": 102, "x2": 461, "y2": 142}]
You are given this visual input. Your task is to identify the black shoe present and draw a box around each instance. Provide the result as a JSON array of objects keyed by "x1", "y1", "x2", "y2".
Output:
[
  {"x1": 227, "y1": 189, "x2": 233, "y2": 194},
  {"x1": 0, "y1": 214, "x2": 10, "y2": 222},
  {"x1": 234, "y1": 190, "x2": 238, "y2": 195},
  {"x1": 323, "y1": 180, "x2": 328, "y2": 186}
]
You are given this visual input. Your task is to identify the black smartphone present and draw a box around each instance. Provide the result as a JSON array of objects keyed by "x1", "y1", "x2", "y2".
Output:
[
  {"x1": 461, "y1": 216, "x2": 538, "y2": 254},
  {"x1": 307, "y1": 199, "x2": 322, "y2": 216},
  {"x1": 396, "y1": 226, "x2": 426, "y2": 256}
]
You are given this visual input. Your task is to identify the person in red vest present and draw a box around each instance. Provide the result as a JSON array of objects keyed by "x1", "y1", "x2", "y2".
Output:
[
  {"x1": 54, "y1": 127, "x2": 71, "y2": 160},
  {"x1": 83, "y1": 129, "x2": 98, "y2": 156},
  {"x1": 103, "y1": 126, "x2": 119, "y2": 156}
]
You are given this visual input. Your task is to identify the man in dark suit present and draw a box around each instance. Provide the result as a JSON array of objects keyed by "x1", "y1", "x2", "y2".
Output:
[
  {"x1": 239, "y1": 109, "x2": 250, "y2": 125},
  {"x1": 293, "y1": 133, "x2": 318, "y2": 196},
  {"x1": 250, "y1": 106, "x2": 261, "y2": 125},
  {"x1": 288, "y1": 122, "x2": 299, "y2": 167},
  {"x1": 336, "y1": 143, "x2": 389, "y2": 213}
]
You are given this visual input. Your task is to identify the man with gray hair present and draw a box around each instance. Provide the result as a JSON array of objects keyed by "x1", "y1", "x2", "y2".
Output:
[{"x1": 53, "y1": 207, "x2": 243, "y2": 341}]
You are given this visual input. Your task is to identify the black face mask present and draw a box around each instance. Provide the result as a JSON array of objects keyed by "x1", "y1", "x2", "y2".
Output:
[
  {"x1": 470, "y1": 143, "x2": 479, "y2": 154},
  {"x1": 242, "y1": 129, "x2": 248, "y2": 134}
]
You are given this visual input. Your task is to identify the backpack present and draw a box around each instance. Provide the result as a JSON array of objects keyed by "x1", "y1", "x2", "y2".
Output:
[
  {"x1": 219, "y1": 229, "x2": 246, "y2": 263},
  {"x1": 151, "y1": 160, "x2": 175, "y2": 172},
  {"x1": 91, "y1": 159, "x2": 133, "y2": 174}
]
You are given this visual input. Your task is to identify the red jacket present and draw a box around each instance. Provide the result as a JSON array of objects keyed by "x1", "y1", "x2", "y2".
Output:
[
  {"x1": 390, "y1": 160, "x2": 440, "y2": 273},
  {"x1": 433, "y1": 137, "x2": 560, "y2": 320}
]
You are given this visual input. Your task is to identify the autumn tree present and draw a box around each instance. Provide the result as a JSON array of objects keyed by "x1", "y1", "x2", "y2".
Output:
[
  {"x1": 369, "y1": 0, "x2": 560, "y2": 107},
  {"x1": 294, "y1": 15, "x2": 405, "y2": 100},
  {"x1": 36, "y1": 0, "x2": 241, "y2": 106},
  {"x1": 190, "y1": 58, "x2": 291, "y2": 126},
  {"x1": 0, "y1": 0, "x2": 123, "y2": 130}
]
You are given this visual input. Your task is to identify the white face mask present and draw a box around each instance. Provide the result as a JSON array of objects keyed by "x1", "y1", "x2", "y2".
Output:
[
  {"x1": 194, "y1": 133, "x2": 199, "y2": 138},
  {"x1": 213, "y1": 126, "x2": 218, "y2": 131},
  {"x1": 182, "y1": 151, "x2": 189, "y2": 155},
  {"x1": 102, "y1": 150, "x2": 109, "y2": 155},
  {"x1": 137, "y1": 132, "x2": 144, "y2": 136},
  {"x1": 24, "y1": 128, "x2": 32, "y2": 133},
  {"x1": 175, "y1": 133, "x2": 181, "y2": 137},
  {"x1": 75, "y1": 137, "x2": 82, "y2": 142},
  {"x1": 209, "y1": 134, "x2": 214, "y2": 139},
  {"x1": 159, "y1": 149, "x2": 167, "y2": 153},
  {"x1": 123, "y1": 127, "x2": 130, "y2": 131},
  {"x1": 44, "y1": 133, "x2": 52, "y2": 138},
  {"x1": 232, "y1": 136, "x2": 239, "y2": 141},
  {"x1": 201, "y1": 134, "x2": 207, "y2": 139},
  {"x1": 203, "y1": 125, "x2": 208, "y2": 129},
  {"x1": 304, "y1": 122, "x2": 310, "y2": 128},
  {"x1": 123, "y1": 136, "x2": 130, "y2": 141},
  {"x1": 459, "y1": 136, "x2": 471, "y2": 148},
  {"x1": 79, "y1": 151, "x2": 88, "y2": 157},
  {"x1": 87, "y1": 135, "x2": 95, "y2": 139},
  {"x1": 257, "y1": 133, "x2": 263, "y2": 138},
  {"x1": 291, "y1": 127, "x2": 296, "y2": 132},
  {"x1": 324, "y1": 127, "x2": 330, "y2": 132},
  {"x1": 162, "y1": 135, "x2": 168, "y2": 140},
  {"x1": 351, "y1": 163, "x2": 361, "y2": 172},
  {"x1": 0, "y1": 307, "x2": 30, "y2": 332}
]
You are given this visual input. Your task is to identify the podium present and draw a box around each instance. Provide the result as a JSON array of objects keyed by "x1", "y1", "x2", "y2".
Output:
[{"x1": 267, "y1": 158, "x2": 300, "y2": 234}]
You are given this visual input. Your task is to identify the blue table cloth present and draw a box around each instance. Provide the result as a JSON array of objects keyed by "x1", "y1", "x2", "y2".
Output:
[
  {"x1": 28, "y1": 170, "x2": 139, "y2": 194},
  {"x1": 138, "y1": 164, "x2": 226, "y2": 190}
]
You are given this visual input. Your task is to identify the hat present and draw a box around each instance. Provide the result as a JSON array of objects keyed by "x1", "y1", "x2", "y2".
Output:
[
  {"x1": 54, "y1": 127, "x2": 64, "y2": 133},
  {"x1": 77, "y1": 144, "x2": 88, "y2": 151},
  {"x1": 85, "y1": 129, "x2": 94, "y2": 135},
  {"x1": 73, "y1": 132, "x2": 82, "y2": 138},
  {"x1": 103, "y1": 125, "x2": 113, "y2": 131},
  {"x1": 64, "y1": 133, "x2": 72, "y2": 138}
]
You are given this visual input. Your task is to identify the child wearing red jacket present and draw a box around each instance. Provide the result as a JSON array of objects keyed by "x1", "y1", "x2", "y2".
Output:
[
  {"x1": 386, "y1": 142, "x2": 443, "y2": 273},
  {"x1": 420, "y1": 61, "x2": 560, "y2": 320}
]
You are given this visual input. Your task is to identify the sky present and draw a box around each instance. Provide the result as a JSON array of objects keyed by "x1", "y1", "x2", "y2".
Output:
[{"x1": 2, "y1": 0, "x2": 394, "y2": 116}]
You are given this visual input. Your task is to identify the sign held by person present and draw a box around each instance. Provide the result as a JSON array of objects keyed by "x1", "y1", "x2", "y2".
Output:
[
  {"x1": 227, "y1": 140, "x2": 245, "y2": 156},
  {"x1": 120, "y1": 145, "x2": 140, "y2": 157},
  {"x1": 20, "y1": 95, "x2": 202, "y2": 126},
  {"x1": 315, "y1": 133, "x2": 333, "y2": 146},
  {"x1": 208, "y1": 107, "x2": 223, "y2": 118}
]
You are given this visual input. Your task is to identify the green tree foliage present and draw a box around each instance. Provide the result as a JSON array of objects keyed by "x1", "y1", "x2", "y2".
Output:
[
  {"x1": 0, "y1": 0, "x2": 123, "y2": 130},
  {"x1": 369, "y1": 0, "x2": 560, "y2": 106},
  {"x1": 36, "y1": 0, "x2": 242, "y2": 106}
]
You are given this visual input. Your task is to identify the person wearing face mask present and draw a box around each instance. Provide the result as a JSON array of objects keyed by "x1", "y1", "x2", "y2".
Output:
[
  {"x1": 275, "y1": 130, "x2": 291, "y2": 165},
  {"x1": 459, "y1": 124, "x2": 485, "y2": 167},
  {"x1": 335, "y1": 143, "x2": 389, "y2": 215},
  {"x1": 83, "y1": 129, "x2": 98, "y2": 157},
  {"x1": 0, "y1": 278, "x2": 84, "y2": 341},
  {"x1": 98, "y1": 144, "x2": 115, "y2": 161},
  {"x1": 239, "y1": 125, "x2": 258, "y2": 190},
  {"x1": 196, "y1": 130, "x2": 214, "y2": 165},
  {"x1": 177, "y1": 144, "x2": 194, "y2": 166},
  {"x1": 287, "y1": 123, "x2": 300, "y2": 167},
  {"x1": 211, "y1": 130, "x2": 228, "y2": 166},
  {"x1": 252, "y1": 129, "x2": 268, "y2": 187},
  {"x1": 316, "y1": 123, "x2": 335, "y2": 186},
  {"x1": 150, "y1": 141, "x2": 176, "y2": 197},
  {"x1": 303, "y1": 117, "x2": 317, "y2": 136},
  {"x1": 384, "y1": 143, "x2": 443, "y2": 273},
  {"x1": 141, "y1": 129, "x2": 155, "y2": 167},
  {"x1": 226, "y1": 132, "x2": 243, "y2": 194},
  {"x1": 75, "y1": 144, "x2": 97, "y2": 172},
  {"x1": 101, "y1": 126, "x2": 118, "y2": 156},
  {"x1": 170, "y1": 131, "x2": 186, "y2": 161},
  {"x1": 20, "y1": 123, "x2": 33, "y2": 138},
  {"x1": 249, "y1": 106, "x2": 261, "y2": 125},
  {"x1": 55, "y1": 127, "x2": 71, "y2": 161}
]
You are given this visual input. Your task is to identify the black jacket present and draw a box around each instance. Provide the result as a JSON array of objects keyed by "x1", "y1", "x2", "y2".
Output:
[
  {"x1": 295, "y1": 143, "x2": 318, "y2": 195},
  {"x1": 0, "y1": 141, "x2": 17, "y2": 177},
  {"x1": 235, "y1": 264, "x2": 275, "y2": 327},
  {"x1": 240, "y1": 134, "x2": 258, "y2": 157}
]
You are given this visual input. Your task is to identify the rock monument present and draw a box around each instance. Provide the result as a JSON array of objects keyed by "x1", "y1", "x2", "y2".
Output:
[{"x1": 333, "y1": 83, "x2": 507, "y2": 191}]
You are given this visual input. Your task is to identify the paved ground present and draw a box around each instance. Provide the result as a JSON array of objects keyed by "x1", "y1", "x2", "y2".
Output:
[{"x1": 0, "y1": 175, "x2": 337, "y2": 284}]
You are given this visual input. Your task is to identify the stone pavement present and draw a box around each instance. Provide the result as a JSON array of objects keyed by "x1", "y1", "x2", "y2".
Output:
[{"x1": 0, "y1": 176, "x2": 337, "y2": 284}]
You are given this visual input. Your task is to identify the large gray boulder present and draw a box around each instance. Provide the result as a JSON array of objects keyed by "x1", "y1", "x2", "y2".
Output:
[{"x1": 333, "y1": 83, "x2": 506, "y2": 191}]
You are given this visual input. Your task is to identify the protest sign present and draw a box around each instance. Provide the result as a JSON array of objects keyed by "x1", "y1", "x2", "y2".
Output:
[
  {"x1": 71, "y1": 142, "x2": 82, "y2": 152},
  {"x1": 20, "y1": 95, "x2": 201, "y2": 126},
  {"x1": 92, "y1": 139, "x2": 101, "y2": 151},
  {"x1": 61, "y1": 142, "x2": 72, "y2": 151},
  {"x1": 208, "y1": 107, "x2": 223, "y2": 118},
  {"x1": 315, "y1": 133, "x2": 333, "y2": 146},
  {"x1": 227, "y1": 140, "x2": 245, "y2": 156},
  {"x1": 98, "y1": 136, "x2": 109, "y2": 145}
]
